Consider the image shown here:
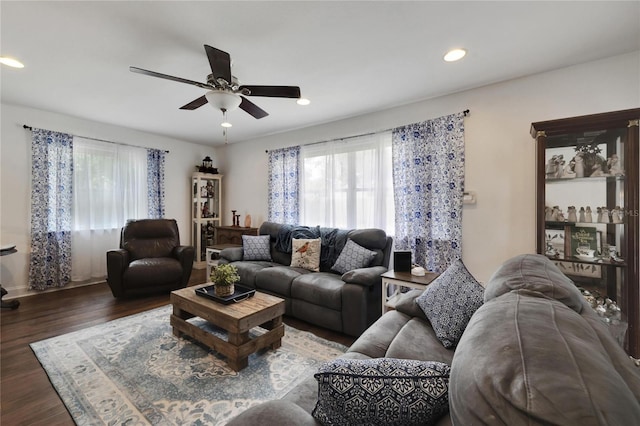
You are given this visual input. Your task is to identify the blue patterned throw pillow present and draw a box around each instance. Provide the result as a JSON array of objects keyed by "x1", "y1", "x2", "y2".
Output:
[
  {"x1": 416, "y1": 259, "x2": 484, "y2": 348},
  {"x1": 312, "y1": 358, "x2": 450, "y2": 426},
  {"x1": 331, "y1": 239, "x2": 376, "y2": 274},
  {"x1": 242, "y1": 235, "x2": 272, "y2": 261}
]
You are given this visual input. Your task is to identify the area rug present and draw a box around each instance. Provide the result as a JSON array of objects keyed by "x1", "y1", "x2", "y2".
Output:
[{"x1": 30, "y1": 305, "x2": 347, "y2": 425}]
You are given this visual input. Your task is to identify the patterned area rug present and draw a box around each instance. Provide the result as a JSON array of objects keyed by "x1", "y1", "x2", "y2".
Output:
[{"x1": 30, "y1": 305, "x2": 347, "y2": 425}]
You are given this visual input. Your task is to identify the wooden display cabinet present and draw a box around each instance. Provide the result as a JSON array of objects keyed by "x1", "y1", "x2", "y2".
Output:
[
  {"x1": 531, "y1": 108, "x2": 639, "y2": 357},
  {"x1": 191, "y1": 172, "x2": 222, "y2": 269}
]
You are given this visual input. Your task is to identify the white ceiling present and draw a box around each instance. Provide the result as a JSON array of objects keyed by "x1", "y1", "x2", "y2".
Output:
[{"x1": 1, "y1": 1, "x2": 639, "y2": 147}]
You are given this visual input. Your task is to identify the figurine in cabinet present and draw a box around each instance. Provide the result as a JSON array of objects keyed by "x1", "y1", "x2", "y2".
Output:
[
  {"x1": 567, "y1": 206, "x2": 577, "y2": 223},
  {"x1": 206, "y1": 180, "x2": 215, "y2": 197},
  {"x1": 546, "y1": 155, "x2": 562, "y2": 179},
  {"x1": 573, "y1": 153, "x2": 585, "y2": 177},
  {"x1": 545, "y1": 206, "x2": 553, "y2": 221},
  {"x1": 591, "y1": 162, "x2": 606, "y2": 177},
  {"x1": 607, "y1": 154, "x2": 624, "y2": 176},
  {"x1": 579, "y1": 207, "x2": 586, "y2": 223},
  {"x1": 612, "y1": 206, "x2": 623, "y2": 224},
  {"x1": 585, "y1": 206, "x2": 593, "y2": 222},
  {"x1": 562, "y1": 159, "x2": 576, "y2": 178}
]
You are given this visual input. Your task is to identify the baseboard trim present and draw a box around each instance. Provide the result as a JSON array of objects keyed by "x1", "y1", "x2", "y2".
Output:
[{"x1": 3, "y1": 279, "x2": 105, "y2": 300}]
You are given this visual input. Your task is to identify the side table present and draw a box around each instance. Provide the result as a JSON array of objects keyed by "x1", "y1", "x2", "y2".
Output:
[
  {"x1": 1, "y1": 247, "x2": 20, "y2": 309},
  {"x1": 381, "y1": 269, "x2": 438, "y2": 314},
  {"x1": 206, "y1": 244, "x2": 242, "y2": 279}
]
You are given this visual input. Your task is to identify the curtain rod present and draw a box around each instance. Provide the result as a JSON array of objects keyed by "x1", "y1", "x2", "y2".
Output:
[
  {"x1": 265, "y1": 109, "x2": 469, "y2": 153},
  {"x1": 23, "y1": 125, "x2": 169, "y2": 154}
]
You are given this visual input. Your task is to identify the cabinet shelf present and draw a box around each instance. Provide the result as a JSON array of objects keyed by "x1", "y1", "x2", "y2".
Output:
[
  {"x1": 546, "y1": 176, "x2": 624, "y2": 183},
  {"x1": 545, "y1": 221, "x2": 625, "y2": 226},
  {"x1": 547, "y1": 255, "x2": 626, "y2": 267},
  {"x1": 532, "y1": 108, "x2": 639, "y2": 357}
]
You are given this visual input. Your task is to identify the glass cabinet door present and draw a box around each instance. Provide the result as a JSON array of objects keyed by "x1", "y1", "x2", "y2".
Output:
[{"x1": 532, "y1": 109, "x2": 639, "y2": 357}]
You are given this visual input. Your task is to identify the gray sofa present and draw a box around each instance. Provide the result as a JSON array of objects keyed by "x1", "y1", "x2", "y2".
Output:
[
  {"x1": 218, "y1": 221, "x2": 393, "y2": 337},
  {"x1": 227, "y1": 254, "x2": 640, "y2": 425}
]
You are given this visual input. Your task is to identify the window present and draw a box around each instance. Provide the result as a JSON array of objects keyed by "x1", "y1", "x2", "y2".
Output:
[
  {"x1": 300, "y1": 132, "x2": 394, "y2": 234},
  {"x1": 71, "y1": 137, "x2": 149, "y2": 280}
]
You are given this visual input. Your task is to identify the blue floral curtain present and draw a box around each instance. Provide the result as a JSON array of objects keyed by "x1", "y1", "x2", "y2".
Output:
[
  {"x1": 29, "y1": 129, "x2": 74, "y2": 290},
  {"x1": 392, "y1": 112, "x2": 465, "y2": 272},
  {"x1": 268, "y1": 146, "x2": 300, "y2": 225},
  {"x1": 147, "y1": 149, "x2": 166, "y2": 218}
]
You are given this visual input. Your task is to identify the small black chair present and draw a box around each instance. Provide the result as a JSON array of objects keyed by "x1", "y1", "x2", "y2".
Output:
[{"x1": 107, "y1": 219, "x2": 194, "y2": 298}]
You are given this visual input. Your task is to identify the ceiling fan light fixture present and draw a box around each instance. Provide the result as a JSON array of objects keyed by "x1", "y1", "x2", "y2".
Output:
[
  {"x1": 205, "y1": 90, "x2": 242, "y2": 112},
  {"x1": 444, "y1": 48, "x2": 467, "y2": 62},
  {"x1": 296, "y1": 97, "x2": 310, "y2": 106},
  {"x1": 221, "y1": 121, "x2": 233, "y2": 128}
]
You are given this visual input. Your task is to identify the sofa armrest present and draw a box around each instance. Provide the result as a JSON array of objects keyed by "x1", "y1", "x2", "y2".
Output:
[
  {"x1": 394, "y1": 289, "x2": 428, "y2": 320},
  {"x1": 220, "y1": 247, "x2": 244, "y2": 262},
  {"x1": 106, "y1": 249, "x2": 129, "y2": 298},
  {"x1": 225, "y1": 400, "x2": 319, "y2": 426},
  {"x1": 341, "y1": 266, "x2": 387, "y2": 287},
  {"x1": 174, "y1": 245, "x2": 195, "y2": 263}
]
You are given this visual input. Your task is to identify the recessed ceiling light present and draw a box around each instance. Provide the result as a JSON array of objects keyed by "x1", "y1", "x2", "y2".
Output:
[
  {"x1": 444, "y1": 48, "x2": 467, "y2": 62},
  {"x1": 296, "y1": 98, "x2": 310, "y2": 106},
  {"x1": 0, "y1": 56, "x2": 25, "y2": 68}
]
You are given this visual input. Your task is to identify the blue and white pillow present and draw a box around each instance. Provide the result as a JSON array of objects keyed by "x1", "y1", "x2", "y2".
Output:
[
  {"x1": 242, "y1": 235, "x2": 272, "y2": 261},
  {"x1": 313, "y1": 357, "x2": 450, "y2": 426},
  {"x1": 416, "y1": 259, "x2": 484, "y2": 348},
  {"x1": 331, "y1": 239, "x2": 376, "y2": 274}
]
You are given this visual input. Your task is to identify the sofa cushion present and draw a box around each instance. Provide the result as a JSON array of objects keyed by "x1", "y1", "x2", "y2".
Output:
[
  {"x1": 313, "y1": 358, "x2": 450, "y2": 426},
  {"x1": 450, "y1": 290, "x2": 640, "y2": 425},
  {"x1": 231, "y1": 261, "x2": 275, "y2": 288},
  {"x1": 256, "y1": 265, "x2": 309, "y2": 297},
  {"x1": 291, "y1": 272, "x2": 344, "y2": 310},
  {"x1": 331, "y1": 239, "x2": 377, "y2": 274},
  {"x1": 416, "y1": 259, "x2": 484, "y2": 348},
  {"x1": 484, "y1": 253, "x2": 584, "y2": 313},
  {"x1": 124, "y1": 257, "x2": 182, "y2": 288},
  {"x1": 290, "y1": 238, "x2": 321, "y2": 271},
  {"x1": 242, "y1": 235, "x2": 272, "y2": 261}
]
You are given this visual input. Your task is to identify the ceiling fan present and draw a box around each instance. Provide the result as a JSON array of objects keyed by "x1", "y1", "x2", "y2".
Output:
[{"x1": 130, "y1": 45, "x2": 302, "y2": 125}]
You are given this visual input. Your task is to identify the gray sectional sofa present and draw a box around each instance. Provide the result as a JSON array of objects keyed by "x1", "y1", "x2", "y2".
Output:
[
  {"x1": 218, "y1": 221, "x2": 392, "y2": 337},
  {"x1": 227, "y1": 254, "x2": 640, "y2": 425}
]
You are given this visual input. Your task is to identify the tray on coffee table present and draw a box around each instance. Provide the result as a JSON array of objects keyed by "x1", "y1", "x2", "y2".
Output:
[{"x1": 195, "y1": 284, "x2": 256, "y2": 304}]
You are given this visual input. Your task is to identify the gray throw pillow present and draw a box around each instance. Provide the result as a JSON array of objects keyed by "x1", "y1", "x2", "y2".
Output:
[
  {"x1": 312, "y1": 357, "x2": 450, "y2": 426},
  {"x1": 331, "y1": 239, "x2": 376, "y2": 274},
  {"x1": 416, "y1": 259, "x2": 484, "y2": 348},
  {"x1": 242, "y1": 235, "x2": 272, "y2": 261}
]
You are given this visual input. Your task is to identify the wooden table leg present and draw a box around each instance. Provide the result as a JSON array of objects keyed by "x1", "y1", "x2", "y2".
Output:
[
  {"x1": 172, "y1": 305, "x2": 194, "y2": 338},
  {"x1": 228, "y1": 330, "x2": 250, "y2": 371},
  {"x1": 262, "y1": 316, "x2": 283, "y2": 349}
]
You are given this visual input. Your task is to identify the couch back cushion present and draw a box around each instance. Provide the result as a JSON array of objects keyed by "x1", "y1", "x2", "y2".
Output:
[
  {"x1": 450, "y1": 290, "x2": 640, "y2": 424},
  {"x1": 121, "y1": 219, "x2": 179, "y2": 260},
  {"x1": 258, "y1": 222, "x2": 391, "y2": 271},
  {"x1": 483, "y1": 253, "x2": 585, "y2": 313}
]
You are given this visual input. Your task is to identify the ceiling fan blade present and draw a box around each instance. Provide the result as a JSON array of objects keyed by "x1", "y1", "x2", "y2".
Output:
[
  {"x1": 204, "y1": 45, "x2": 232, "y2": 84},
  {"x1": 239, "y1": 96, "x2": 268, "y2": 119},
  {"x1": 238, "y1": 85, "x2": 301, "y2": 98},
  {"x1": 130, "y1": 66, "x2": 212, "y2": 90},
  {"x1": 180, "y1": 95, "x2": 208, "y2": 110}
]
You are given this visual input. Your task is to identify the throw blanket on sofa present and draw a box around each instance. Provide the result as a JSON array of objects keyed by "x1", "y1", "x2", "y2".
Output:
[{"x1": 275, "y1": 225, "x2": 350, "y2": 267}]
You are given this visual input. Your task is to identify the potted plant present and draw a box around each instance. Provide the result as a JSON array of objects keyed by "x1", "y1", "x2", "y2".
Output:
[{"x1": 210, "y1": 263, "x2": 240, "y2": 297}]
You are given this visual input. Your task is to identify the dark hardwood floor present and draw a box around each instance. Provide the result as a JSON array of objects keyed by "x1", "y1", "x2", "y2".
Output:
[{"x1": 0, "y1": 269, "x2": 355, "y2": 425}]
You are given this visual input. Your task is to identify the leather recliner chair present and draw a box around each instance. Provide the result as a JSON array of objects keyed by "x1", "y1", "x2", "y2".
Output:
[{"x1": 107, "y1": 219, "x2": 194, "y2": 298}]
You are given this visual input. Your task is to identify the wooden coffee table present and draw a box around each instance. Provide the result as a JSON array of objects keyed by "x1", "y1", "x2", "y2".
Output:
[{"x1": 170, "y1": 284, "x2": 285, "y2": 371}]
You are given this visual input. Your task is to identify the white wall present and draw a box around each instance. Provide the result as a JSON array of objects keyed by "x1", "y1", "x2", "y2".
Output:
[
  {"x1": 0, "y1": 104, "x2": 216, "y2": 297},
  {"x1": 218, "y1": 51, "x2": 640, "y2": 282}
]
